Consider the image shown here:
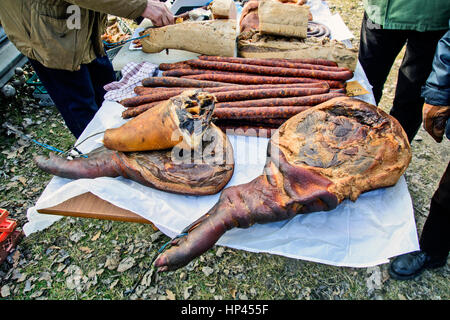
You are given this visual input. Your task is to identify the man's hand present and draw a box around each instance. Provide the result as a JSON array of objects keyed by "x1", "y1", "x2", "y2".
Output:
[
  {"x1": 422, "y1": 103, "x2": 450, "y2": 143},
  {"x1": 141, "y1": 0, "x2": 174, "y2": 27}
]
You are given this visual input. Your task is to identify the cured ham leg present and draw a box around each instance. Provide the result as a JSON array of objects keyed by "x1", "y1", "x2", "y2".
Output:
[
  {"x1": 155, "y1": 97, "x2": 412, "y2": 271},
  {"x1": 103, "y1": 90, "x2": 217, "y2": 152},
  {"x1": 34, "y1": 124, "x2": 234, "y2": 196},
  {"x1": 34, "y1": 90, "x2": 235, "y2": 196}
]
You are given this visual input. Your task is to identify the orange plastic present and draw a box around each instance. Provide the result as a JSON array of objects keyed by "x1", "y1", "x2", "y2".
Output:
[
  {"x1": 0, "y1": 209, "x2": 9, "y2": 224},
  {"x1": 0, "y1": 230, "x2": 24, "y2": 265},
  {"x1": 0, "y1": 219, "x2": 17, "y2": 233},
  {"x1": 0, "y1": 209, "x2": 18, "y2": 250},
  {"x1": 0, "y1": 231, "x2": 8, "y2": 243}
]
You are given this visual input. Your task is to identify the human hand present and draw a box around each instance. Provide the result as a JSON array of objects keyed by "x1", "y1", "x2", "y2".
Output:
[
  {"x1": 422, "y1": 103, "x2": 450, "y2": 143},
  {"x1": 141, "y1": 0, "x2": 174, "y2": 27}
]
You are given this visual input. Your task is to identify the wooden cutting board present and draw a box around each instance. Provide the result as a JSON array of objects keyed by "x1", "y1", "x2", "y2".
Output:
[{"x1": 37, "y1": 192, "x2": 158, "y2": 229}]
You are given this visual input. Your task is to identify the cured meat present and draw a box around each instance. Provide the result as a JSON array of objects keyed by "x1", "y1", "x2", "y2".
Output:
[
  {"x1": 134, "y1": 82, "x2": 326, "y2": 96},
  {"x1": 198, "y1": 56, "x2": 350, "y2": 72},
  {"x1": 213, "y1": 106, "x2": 309, "y2": 119},
  {"x1": 122, "y1": 83, "x2": 329, "y2": 108},
  {"x1": 211, "y1": 86, "x2": 329, "y2": 102},
  {"x1": 34, "y1": 124, "x2": 235, "y2": 196},
  {"x1": 122, "y1": 92, "x2": 341, "y2": 119},
  {"x1": 141, "y1": 20, "x2": 237, "y2": 57},
  {"x1": 154, "y1": 97, "x2": 412, "y2": 271},
  {"x1": 237, "y1": 29, "x2": 359, "y2": 71},
  {"x1": 186, "y1": 59, "x2": 354, "y2": 81},
  {"x1": 214, "y1": 92, "x2": 345, "y2": 108},
  {"x1": 162, "y1": 69, "x2": 243, "y2": 77},
  {"x1": 34, "y1": 91, "x2": 235, "y2": 195},
  {"x1": 239, "y1": 0, "x2": 260, "y2": 33},
  {"x1": 141, "y1": 76, "x2": 231, "y2": 88},
  {"x1": 181, "y1": 73, "x2": 345, "y2": 88},
  {"x1": 122, "y1": 101, "x2": 163, "y2": 119},
  {"x1": 239, "y1": 0, "x2": 310, "y2": 35},
  {"x1": 159, "y1": 61, "x2": 192, "y2": 71},
  {"x1": 104, "y1": 90, "x2": 218, "y2": 152}
]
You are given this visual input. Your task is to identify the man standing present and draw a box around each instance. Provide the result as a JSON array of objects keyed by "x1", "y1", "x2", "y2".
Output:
[
  {"x1": 389, "y1": 25, "x2": 450, "y2": 280},
  {"x1": 358, "y1": 0, "x2": 450, "y2": 142},
  {"x1": 0, "y1": 0, "x2": 174, "y2": 138}
]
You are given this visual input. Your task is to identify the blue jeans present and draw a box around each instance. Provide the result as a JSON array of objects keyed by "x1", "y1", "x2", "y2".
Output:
[{"x1": 29, "y1": 55, "x2": 116, "y2": 138}]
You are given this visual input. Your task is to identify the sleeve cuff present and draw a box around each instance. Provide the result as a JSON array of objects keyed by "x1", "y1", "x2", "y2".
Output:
[{"x1": 422, "y1": 85, "x2": 450, "y2": 107}]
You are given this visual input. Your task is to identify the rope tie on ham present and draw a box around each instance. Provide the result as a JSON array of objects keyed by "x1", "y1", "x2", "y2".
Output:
[
  {"x1": 4, "y1": 123, "x2": 105, "y2": 159},
  {"x1": 157, "y1": 232, "x2": 189, "y2": 254}
]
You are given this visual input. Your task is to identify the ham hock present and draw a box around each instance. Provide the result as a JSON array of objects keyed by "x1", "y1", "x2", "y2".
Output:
[
  {"x1": 34, "y1": 91, "x2": 235, "y2": 196},
  {"x1": 154, "y1": 97, "x2": 412, "y2": 271}
]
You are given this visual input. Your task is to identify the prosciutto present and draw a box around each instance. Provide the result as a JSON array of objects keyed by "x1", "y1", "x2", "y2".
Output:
[{"x1": 154, "y1": 97, "x2": 412, "y2": 271}]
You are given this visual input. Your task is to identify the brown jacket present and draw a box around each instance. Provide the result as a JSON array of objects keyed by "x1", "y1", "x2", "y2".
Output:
[{"x1": 0, "y1": 0, "x2": 147, "y2": 71}]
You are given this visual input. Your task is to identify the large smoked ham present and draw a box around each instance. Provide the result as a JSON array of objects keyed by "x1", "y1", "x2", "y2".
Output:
[
  {"x1": 239, "y1": 0, "x2": 309, "y2": 34},
  {"x1": 103, "y1": 90, "x2": 217, "y2": 152},
  {"x1": 154, "y1": 97, "x2": 412, "y2": 271},
  {"x1": 237, "y1": 0, "x2": 358, "y2": 70},
  {"x1": 34, "y1": 125, "x2": 234, "y2": 196},
  {"x1": 34, "y1": 91, "x2": 235, "y2": 196}
]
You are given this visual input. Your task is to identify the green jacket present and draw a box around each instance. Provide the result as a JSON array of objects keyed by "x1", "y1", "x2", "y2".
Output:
[
  {"x1": 0, "y1": 0, "x2": 147, "y2": 71},
  {"x1": 364, "y1": 0, "x2": 450, "y2": 32}
]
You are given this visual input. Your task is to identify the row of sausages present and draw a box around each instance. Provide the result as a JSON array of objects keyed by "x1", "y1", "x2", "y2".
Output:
[{"x1": 120, "y1": 56, "x2": 351, "y2": 135}]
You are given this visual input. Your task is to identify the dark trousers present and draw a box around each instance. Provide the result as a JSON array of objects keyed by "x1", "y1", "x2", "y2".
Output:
[
  {"x1": 359, "y1": 13, "x2": 446, "y2": 142},
  {"x1": 29, "y1": 55, "x2": 116, "y2": 138},
  {"x1": 420, "y1": 161, "x2": 450, "y2": 258}
]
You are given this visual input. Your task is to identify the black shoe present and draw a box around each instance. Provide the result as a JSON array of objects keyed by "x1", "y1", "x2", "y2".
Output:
[{"x1": 389, "y1": 251, "x2": 447, "y2": 280}]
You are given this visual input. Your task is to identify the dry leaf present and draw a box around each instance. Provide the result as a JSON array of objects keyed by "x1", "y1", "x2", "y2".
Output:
[
  {"x1": 110, "y1": 279, "x2": 119, "y2": 289},
  {"x1": 117, "y1": 257, "x2": 135, "y2": 272},
  {"x1": 398, "y1": 293, "x2": 407, "y2": 300},
  {"x1": 105, "y1": 255, "x2": 120, "y2": 270},
  {"x1": 79, "y1": 246, "x2": 93, "y2": 254},
  {"x1": 166, "y1": 289, "x2": 176, "y2": 300},
  {"x1": 202, "y1": 266, "x2": 214, "y2": 276},
  {"x1": 91, "y1": 231, "x2": 101, "y2": 241},
  {"x1": 65, "y1": 265, "x2": 84, "y2": 290},
  {"x1": 140, "y1": 269, "x2": 154, "y2": 287},
  {"x1": 2, "y1": 150, "x2": 17, "y2": 159},
  {"x1": 1, "y1": 285, "x2": 10, "y2": 298},
  {"x1": 18, "y1": 176, "x2": 27, "y2": 186},
  {"x1": 7, "y1": 181, "x2": 18, "y2": 189},
  {"x1": 38, "y1": 272, "x2": 52, "y2": 282},
  {"x1": 11, "y1": 250, "x2": 21, "y2": 267},
  {"x1": 16, "y1": 146, "x2": 26, "y2": 154},
  {"x1": 183, "y1": 286, "x2": 192, "y2": 299}
]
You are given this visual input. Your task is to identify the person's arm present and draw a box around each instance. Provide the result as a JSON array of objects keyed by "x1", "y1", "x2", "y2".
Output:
[
  {"x1": 140, "y1": 0, "x2": 174, "y2": 26},
  {"x1": 421, "y1": 27, "x2": 450, "y2": 142},
  {"x1": 66, "y1": 0, "x2": 174, "y2": 26}
]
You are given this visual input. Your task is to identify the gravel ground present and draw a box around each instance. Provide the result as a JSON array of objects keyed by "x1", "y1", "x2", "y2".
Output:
[{"x1": 0, "y1": 0, "x2": 448, "y2": 301}]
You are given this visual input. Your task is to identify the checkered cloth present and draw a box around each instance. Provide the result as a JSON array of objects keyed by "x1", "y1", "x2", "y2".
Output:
[{"x1": 104, "y1": 62, "x2": 158, "y2": 102}]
